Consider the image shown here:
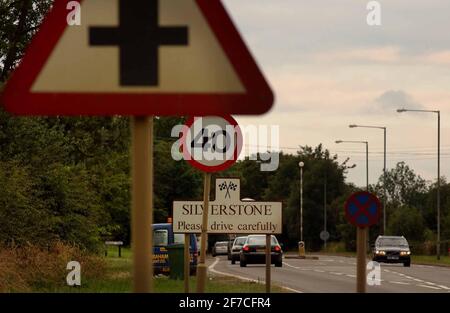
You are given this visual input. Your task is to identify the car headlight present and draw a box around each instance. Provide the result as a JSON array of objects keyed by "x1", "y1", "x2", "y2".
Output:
[
  {"x1": 375, "y1": 250, "x2": 386, "y2": 255},
  {"x1": 400, "y1": 251, "x2": 411, "y2": 256}
]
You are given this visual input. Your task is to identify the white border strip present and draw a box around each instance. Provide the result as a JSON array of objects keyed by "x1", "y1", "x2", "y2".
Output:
[{"x1": 208, "y1": 257, "x2": 303, "y2": 293}]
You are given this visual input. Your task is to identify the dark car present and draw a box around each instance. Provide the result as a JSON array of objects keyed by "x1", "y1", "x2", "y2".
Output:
[
  {"x1": 230, "y1": 236, "x2": 248, "y2": 264},
  {"x1": 240, "y1": 235, "x2": 283, "y2": 267},
  {"x1": 372, "y1": 235, "x2": 411, "y2": 267}
]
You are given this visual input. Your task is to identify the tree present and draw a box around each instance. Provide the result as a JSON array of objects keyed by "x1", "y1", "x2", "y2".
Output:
[
  {"x1": 0, "y1": 0, "x2": 53, "y2": 81},
  {"x1": 0, "y1": 160, "x2": 51, "y2": 245},
  {"x1": 153, "y1": 139, "x2": 203, "y2": 223},
  {"x1": 272, "y1": 145, "x2": 350, "y2": 249},
  {"x1": 386, "y1": 206, "x2": 427, "y2": 242},
  {"x1": 424, "y1": 180, "x2": 450, "y2": 235},
  {"x1": 377, "y1": 162, "x2": 428, "y2": 209}
]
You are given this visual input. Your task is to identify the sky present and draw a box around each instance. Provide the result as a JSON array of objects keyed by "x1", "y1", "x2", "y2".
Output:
[{"x1": 222, "y1": 0, "x2": 450, "y2": 187}]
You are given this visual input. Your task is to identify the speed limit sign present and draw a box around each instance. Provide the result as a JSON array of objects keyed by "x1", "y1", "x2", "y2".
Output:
[{"x1": 180, "y1": 116, "x2": 243, "y2": 172}]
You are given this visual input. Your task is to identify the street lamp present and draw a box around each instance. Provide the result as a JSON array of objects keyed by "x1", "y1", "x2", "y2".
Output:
[
  {"x1": 349, "y1": 124, "x2": 387, "y2": 234},
  {"x1": 299, "y1": 161, "x2": 304, "y2": 243},
  {"x1": 397, "y1": 108, "x2": 441, "y2": 260},
  {"x1": 335, "y1": 140, "x2": 369, "y2": 190}
]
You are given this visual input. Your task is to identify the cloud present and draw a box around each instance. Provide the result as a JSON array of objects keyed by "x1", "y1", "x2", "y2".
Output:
[
  {"x1": 369, "y1": 90, "x2": 423, "y2": 113},
  {"x1": 313, "y1": 47, "x2": 402, "y2": 64}
]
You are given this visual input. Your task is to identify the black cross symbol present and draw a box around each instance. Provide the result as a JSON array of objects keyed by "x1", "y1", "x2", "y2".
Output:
[{"x1": 89, "y1": 0, "x2": 189, "y2": 86}]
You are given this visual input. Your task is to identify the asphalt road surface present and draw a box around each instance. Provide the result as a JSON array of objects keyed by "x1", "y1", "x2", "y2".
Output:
[{"x1": 208, "y1": 255, "x2": 450, "y2": 293}]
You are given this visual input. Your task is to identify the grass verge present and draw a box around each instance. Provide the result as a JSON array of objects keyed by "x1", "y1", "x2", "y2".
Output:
[
  {"x1": 39, "y1": 246, "x2": 286, "y2": 293},
  {"x1": 313, "y1": 250, "x2": 450, "y2": 267},
  {"x1": 411, "y1": 255, "x2": 450, "y2": 267}
]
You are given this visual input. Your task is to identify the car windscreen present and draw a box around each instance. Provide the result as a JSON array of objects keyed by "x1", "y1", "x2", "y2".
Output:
[
  {"x1": 246, "y1": 236, "x2": 278, "y2": 245},
  {"x1": 377, "y1": 238, "x2": 408, "y2": 247},
  {"x1": 153, "y1": 229, "x2": 169, "y2": 247},
  {"x1": 216, "y1": 242, "x2": 228, "y2": 247},
  {"x1": 234, "y1": 238, "x2": 247, "y2": 245}
]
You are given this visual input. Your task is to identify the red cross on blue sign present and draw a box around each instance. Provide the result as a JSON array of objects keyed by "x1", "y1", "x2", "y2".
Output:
[{"x1": 344, "y1": 191, "x2": 381, "y2": 228}]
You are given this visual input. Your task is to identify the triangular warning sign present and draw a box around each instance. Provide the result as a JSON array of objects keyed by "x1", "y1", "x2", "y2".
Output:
[{"x1": 3, "y1": 0, "x2": 274, "y2": 116}]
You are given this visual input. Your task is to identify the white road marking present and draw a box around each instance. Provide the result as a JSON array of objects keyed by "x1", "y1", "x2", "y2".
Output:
[
  {"x1": 330, "y1": 272, "x2": 343, "y2": 276},
  {"x1": 386, "y1": 269, "x2": 448, "y2": 290},
  {"x1": 314, "y1": 269, "x2": 325, "y2": 273},
  {"x1": 283, "y1": 262, "x2": 300, "y2": 269},
  {"x1": 208, "y1": 258, "x2": 303, "y2": 293},
  {"x1": 283, "y1": 286, "x2": 305, "y2": 293},
  {"x1": 417, "y1": 284, "x2": 442, "y2": 290},
  {"x1": 346, "y1": 274, "x2": 356, "y2": 278},
  {"x1": 389, "y1": 281, "x2": 410, "y2": 285}
]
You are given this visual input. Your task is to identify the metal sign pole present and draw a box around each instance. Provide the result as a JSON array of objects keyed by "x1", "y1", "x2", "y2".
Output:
[
  {"x1": 266, "y1": 234, "x2": 271, "y2": 293},
  {"x1": 184, "y1": 234, "x2": 190, "y2": 293},
  {"x1": 356, "y1": 227, "x2": 367, "y2": 293},
  {"x1": 131, "y1": 116, "x2": 153, "y2": 293},
  {"x1": 196, "y1": 172, "x2": 211, "y2": 293}
]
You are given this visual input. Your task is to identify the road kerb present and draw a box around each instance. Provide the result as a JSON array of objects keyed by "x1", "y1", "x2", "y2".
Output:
[{"x1": 208, "y1": 257, "x2": 303, "y2": 293}]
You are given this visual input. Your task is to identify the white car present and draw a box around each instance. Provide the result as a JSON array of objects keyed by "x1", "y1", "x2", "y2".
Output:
[
  {"x1": 212, "y1": 241, "x2": 229, "y2": 257},
  {"x1": 230, "y1": 236, "x2": 248, "y2": 264}
]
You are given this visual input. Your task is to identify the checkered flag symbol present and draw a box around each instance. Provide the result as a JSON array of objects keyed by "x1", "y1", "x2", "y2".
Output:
[{"x1": 218, "y1": 181, "x2": 237, "y2": 198}]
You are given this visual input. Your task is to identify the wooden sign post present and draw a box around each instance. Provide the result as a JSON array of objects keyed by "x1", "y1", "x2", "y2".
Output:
[
  {"x1": 356, "y1": 227, "x2": 367, "y2": 293},
  {"x1": 196, "y1": 173, "x2": 212, "y2": 293},
  {"x1": 184, "y1": 234, "x2": 190, "y2": 293},
  {"x1": 131, "y1": 116, "x2": 154, "y2": 293}
]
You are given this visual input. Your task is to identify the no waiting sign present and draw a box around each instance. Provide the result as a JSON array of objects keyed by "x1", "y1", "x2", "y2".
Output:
[{"x1": 344, "y1": 191, "x2": 381, "y2": 228}]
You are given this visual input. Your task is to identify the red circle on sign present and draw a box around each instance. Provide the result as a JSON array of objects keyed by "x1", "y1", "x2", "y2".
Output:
[
  {"x1": 344, "y1": 191, "x2": 381, "y2": 228},
  {"x1": 180, "y1": 115, "x2": 243, "y2": 173}
]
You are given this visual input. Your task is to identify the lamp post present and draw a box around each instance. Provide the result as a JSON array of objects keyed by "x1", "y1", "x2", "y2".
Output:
[
  {"x1": 349, "y1": 124, "x2": 387, "y2": 234},
  {"x1": 324, "y1": 170, "x2": 327, "y2": 250},
  {"x1": 299, "y1": 161, "x2": 304, "y2": 242},
  {"x1": 397, "y1": 108, "x2": 441, "y2": 260},
  {"x1": 335, "y1": 140, "x2": 369, "y2": 190}
]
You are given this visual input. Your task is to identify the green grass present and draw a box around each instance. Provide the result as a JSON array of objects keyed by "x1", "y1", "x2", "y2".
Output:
[
  {"x1": 39, "y1": 246, "x2": 286, "y2": 293},
  {"x1": 314, "y1": 249, "x2": 450, "y2": 267},
  {"x1": 411, "y1": 255, "x2": 450, "y2": 266}
]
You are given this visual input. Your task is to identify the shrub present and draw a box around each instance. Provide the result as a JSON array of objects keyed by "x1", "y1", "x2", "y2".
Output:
[{"x1": 0, "y1": 241, "x2": 106, "y2": 292}]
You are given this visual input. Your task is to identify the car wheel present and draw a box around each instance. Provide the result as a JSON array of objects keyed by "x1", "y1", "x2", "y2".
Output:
[
  {"x1": 275, "y1": 261, "x2": 282, "y2": 267},
  {"x1": 231, "y1": 259, "x2": 235, "y2": 265},
  {"x1": 240, "y1": 260, "x2": 246, "y2": 267},
  {"x1": 403, "y1": 261, "x2": 411, "y2": 267}
]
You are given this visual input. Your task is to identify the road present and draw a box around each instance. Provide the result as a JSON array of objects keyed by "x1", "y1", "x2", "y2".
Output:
[{"x1": 208, "y1": 254, "x2": 450, "y2": 293}]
